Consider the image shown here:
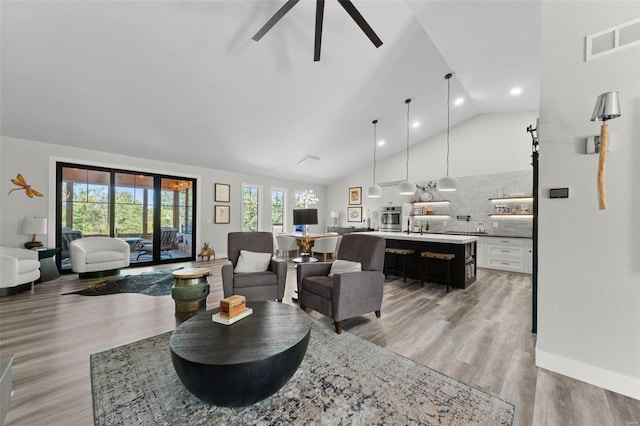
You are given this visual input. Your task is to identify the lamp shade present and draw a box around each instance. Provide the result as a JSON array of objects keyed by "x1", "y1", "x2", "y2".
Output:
[
  {"x1": 366, "y1": 185, "x2": 382, "y2": 198},
  {"x1": 398, "y1": 180, "x2": 416, "y2": 195},
  {"x1": 437, "y1": 176, "x2": 459, "y2": 192},
  {"x1": 330, "y1": 210, "x2": 340, "y2": 218},
  {"x1": 21, "y1": 217, "x2": 47, "y2": 235},
  {"x1": 591, "y1": 91, "x2": 621, "y2": 122}
]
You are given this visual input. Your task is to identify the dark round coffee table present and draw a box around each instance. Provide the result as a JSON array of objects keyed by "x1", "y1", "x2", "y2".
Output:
[{"x1": 170, "y1": 301, "x2": 311, "y2": 407}]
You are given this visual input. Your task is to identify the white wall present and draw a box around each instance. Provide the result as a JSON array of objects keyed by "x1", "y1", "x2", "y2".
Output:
[
  {"x1": 537, "y1": 2, "x2": 640, "y2": 399},
  {"x1": 326, "y1": 111, "x2": 538, "y2": 227},
  {"x1": 0, "y1": 136, "x2": 327, "y2": 258}
]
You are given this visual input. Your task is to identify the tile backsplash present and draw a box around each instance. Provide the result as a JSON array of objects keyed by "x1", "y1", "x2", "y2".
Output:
[{"x1": 411, "y1": 170, "x2": 533, "y2": 238}]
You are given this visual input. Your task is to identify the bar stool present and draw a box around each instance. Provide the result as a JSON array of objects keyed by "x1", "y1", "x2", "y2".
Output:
[
  {"x1": 420, "y1": 251, "x2": 455, "y2": 292},
  {"x1": 384, "y1": 248, "x2": 415, "y2": 282}
]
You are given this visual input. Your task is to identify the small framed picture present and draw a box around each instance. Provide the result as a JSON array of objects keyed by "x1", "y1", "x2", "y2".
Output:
[
  {"x1": 348, "y1": 187, "x2": 362, "y2": 205},
  {"x1": 214, "y1": 205, "x2": 230, "y2": 224},
  {"x1": 215, "y1": 183, "x2": 230, "y2": 202},
  {"x1": 347, "y1": 206, "x2": 362, "y2": 223}
]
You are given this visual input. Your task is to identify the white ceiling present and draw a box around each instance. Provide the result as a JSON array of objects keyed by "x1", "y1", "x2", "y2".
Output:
[{"x1": 0, "y1": 0, "x2": 541, "y2": 185}]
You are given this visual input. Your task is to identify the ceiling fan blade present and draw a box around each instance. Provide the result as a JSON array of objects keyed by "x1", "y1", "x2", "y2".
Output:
[
  {"x1": 252, "y1": 0, "x2": 301, "y2": 42},
  {"x1": 337, "y1": 0, "x2": 383, "y2": 48},
  {"x1": 314, "y1": 0, "x2": 325, "y2": 61}
]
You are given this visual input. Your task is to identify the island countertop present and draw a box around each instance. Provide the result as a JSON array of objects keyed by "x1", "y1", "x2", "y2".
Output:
[{"x1": 359, "y1": 231, "x2": 478, "y2": 244}]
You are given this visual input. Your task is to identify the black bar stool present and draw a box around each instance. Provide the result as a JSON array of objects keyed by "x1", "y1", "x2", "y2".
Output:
[
  {"x1": 384, "y1": 248, "x2": 415, "y2": 282},
  {"x1": 420, "y1": 251, "x2": 455, "y2": 292}
]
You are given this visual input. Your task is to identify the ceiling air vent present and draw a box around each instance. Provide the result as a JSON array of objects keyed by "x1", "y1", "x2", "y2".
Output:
[{"x1": 586, "y1": 17, "x2": 640, "y2": 61}]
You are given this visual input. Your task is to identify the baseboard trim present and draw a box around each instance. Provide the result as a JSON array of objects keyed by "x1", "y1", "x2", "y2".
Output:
[{"x1": 536, "y1": 349, "x2": 640, "y2": 400}]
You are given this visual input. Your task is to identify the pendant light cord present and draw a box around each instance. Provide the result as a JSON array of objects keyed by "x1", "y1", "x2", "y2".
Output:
[
  {"x1": 372, "y1": 120, "x2": 378, "y2": 185},
  {"x1": 405, "y1": 99, "x2": 411, "y2": 181},
  {"x1": 446, "y1": 74, "x2": 451, "y2": 177}
]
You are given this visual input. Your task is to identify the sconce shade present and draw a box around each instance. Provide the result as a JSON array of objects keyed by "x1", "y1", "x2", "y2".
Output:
[
  {"x1": 398, "y1": 180, "x2": 417, "y2": 195},
  {"x1": 436, "y1": 176, "x2": 459, "y2": 192},
  {"x1": 21, "y1": 217, "x2": 47, "y2": 235},
  {"x1": 591, "y1": 91, "x2": 621, "y2": 122},
  {"x1": 366, "y1": 185, "x2": 382, "y2": 198}
]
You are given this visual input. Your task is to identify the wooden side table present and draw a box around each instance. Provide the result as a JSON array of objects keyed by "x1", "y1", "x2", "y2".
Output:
[{"x1": 35, "y1": 248, "x2": 61, "y2": 283}]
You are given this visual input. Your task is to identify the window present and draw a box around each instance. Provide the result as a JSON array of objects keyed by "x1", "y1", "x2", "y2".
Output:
[
  {"x1": 271, "y1": 189, "x2": 285, "y2": 234},
  {"x1": 294, "y1": 191, "x2": 306, "y2": 209},
  {"x1": 57, "y1": 163, "x2": 196, "y2": 271},
  {"x1": 242, "y1": 185, "x2": 260, "y2": 232}
]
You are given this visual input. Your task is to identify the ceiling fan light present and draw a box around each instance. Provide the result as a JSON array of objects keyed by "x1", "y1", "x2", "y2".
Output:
[
  {"x1": 398, "y1": 180, "x2": 416, "y2": 195},
  {"x1": 367, "y1": 185, "x2": 383, "y2": 198},
  {"x1": 437, "y1": 176, "x2": 458, "y2": 192}
]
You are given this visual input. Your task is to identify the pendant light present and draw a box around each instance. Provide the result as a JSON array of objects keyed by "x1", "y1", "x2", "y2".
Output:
[
  {"x1": 367, "y1": 120, "x2": 383, "y2": 198},
  {"x1": 437, "y1": 73, "x2": 459, "y2": 192},
  {"x1": 398, "y1": 98, "x2": 416, "y2": 195}
]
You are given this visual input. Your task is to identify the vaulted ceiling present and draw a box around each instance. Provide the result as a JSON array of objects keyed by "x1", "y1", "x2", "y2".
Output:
[{"x1": 1, "y1": 0, "x2": 540, "y2": 184}]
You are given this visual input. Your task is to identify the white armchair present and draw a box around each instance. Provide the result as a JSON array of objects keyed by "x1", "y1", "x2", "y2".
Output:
[
  {"x1": 70, "y1": 237, "x2": 130, "y2": 278},
  {"x1": 0, "y1": 247, "x2": 41, "y2": 296}
]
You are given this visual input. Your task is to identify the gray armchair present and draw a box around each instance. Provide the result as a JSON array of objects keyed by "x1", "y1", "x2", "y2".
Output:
[
  {"x1": 296, "y1": 234, "x2": 386, "y2": 334},
  {"x1": 221, "y1": 232, "x2": 286, "y2": 302}
]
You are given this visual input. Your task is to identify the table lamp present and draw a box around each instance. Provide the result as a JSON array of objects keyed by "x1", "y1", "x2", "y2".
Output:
[
  {"x1": 22, "y1": 217, "x2": 47, "y2": 249},
  {"x1": 590, "y1": 91, "x2": 621, "y2": 210},
  {"x1": 330, "y1": 210, "x2": 339, "y2": 227}
]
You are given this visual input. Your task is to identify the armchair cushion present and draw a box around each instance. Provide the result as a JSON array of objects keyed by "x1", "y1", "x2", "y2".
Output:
[
  {"x1": 234, "y1": 250, "x2": 272, "y2": 273},
  {"x1": 234, "y1": 271, "x2": 278, "y2": 288},
  {"x1": 328, "y1": 260, "x2": 361, "y2": 277}
]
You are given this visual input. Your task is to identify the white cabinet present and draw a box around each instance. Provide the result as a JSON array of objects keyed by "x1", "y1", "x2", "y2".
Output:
[
  {"x1": 381, "y1": 187, "x2": 412, "y2": 207},
  {"x1": 480, "y1": 237, "x2": 532, "y2": 274},
  {"x1": 477, "y1": 237, "x2": 488, "y2": 268}
]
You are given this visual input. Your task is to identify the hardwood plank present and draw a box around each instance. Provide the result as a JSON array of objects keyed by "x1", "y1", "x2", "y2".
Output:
[{"x1": 1, "y1": 261, "x2": 638, "y2": 426}]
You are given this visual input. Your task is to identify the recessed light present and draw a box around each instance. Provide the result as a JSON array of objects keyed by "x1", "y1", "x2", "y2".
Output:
[
  {"x1": 454, "y1": 97, "x2": 464, "y2": 106},
  {"x1": 510, "y1": 87, "x2": 523, "y2": 96},
  {"x1": 411, "y1": 121, "x2": 420, "y2": 128},
  {"x1": 378, "y1": 140, "x2": 385, "y2": 146}
]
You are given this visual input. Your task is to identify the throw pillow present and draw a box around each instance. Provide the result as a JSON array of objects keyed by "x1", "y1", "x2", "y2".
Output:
[
  {"x1": 234, "y1": 250, "x2": 272, "y2": 273},
  {"x1": 328, "y1": 260, "x2": 362, "y2": 277}
]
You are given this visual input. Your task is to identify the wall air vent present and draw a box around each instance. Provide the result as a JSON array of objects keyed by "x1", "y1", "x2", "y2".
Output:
[{"x1": 586, "y1": 17, "x2": 640, "y2": 61}]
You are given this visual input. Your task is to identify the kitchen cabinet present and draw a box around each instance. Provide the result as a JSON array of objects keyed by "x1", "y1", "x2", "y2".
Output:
[
  {"x1": 477, "y1": 237, "x2": 488, "y2": 268},
  {"x1": 381, "y1": 188, "x2": 412, "y2": 207},
  {"x1": 479, "y1": 236, "x2": 532, "y2": 274}
]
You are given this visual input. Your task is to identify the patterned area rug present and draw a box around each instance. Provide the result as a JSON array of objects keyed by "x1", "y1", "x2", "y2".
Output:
[
  {"x1": 91, "y1": 318, "x2": 515, "y2": 425},
  {"x1": 63, "y1": 268, "x2": 184, "y2": 296}
]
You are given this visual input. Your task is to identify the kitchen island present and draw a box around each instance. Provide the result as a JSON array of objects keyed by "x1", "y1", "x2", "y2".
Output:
[{"x1": 360, "y1": 231, "x2": 478, "y2": 289}]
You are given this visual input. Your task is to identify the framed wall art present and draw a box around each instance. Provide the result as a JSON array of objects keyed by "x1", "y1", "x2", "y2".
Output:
[
  {"x1": 347, "y1": 206, "x2": 362, "y2": 223},
  {"x1": 348, "y1": 187, "x2": 362, "y2": 205},
  {"x1": 214, "y1": 205, "x2": 230, "y2": 224},
  {"x1": 215, "y1": 183, "x2": 230, "y2": 202}
]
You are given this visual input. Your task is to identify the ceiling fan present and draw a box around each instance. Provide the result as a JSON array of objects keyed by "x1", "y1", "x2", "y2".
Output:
[{"x1": 252, "y1": 0, "x2": 383, "y2": 61}]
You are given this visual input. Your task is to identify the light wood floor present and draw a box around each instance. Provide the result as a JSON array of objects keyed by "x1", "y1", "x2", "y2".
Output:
[{"x1": 0, "y1": 260, "x2": 638, "y2": 425}]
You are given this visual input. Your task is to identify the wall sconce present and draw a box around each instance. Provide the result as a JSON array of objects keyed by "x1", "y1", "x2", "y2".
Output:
[{"x1": 590, "y1": 91, "x2": 621, "y2": 210}]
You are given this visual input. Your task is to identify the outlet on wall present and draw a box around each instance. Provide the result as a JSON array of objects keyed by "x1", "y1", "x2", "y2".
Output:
[{"x1": 493, "y1": 222, "x2": 498, "y2": 228}]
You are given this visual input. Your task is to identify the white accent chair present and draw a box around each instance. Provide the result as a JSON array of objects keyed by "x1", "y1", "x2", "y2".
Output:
[
  {"x1": 311, "y1": 236, "x2": 339, "y2": 262},
  {"x1": 70, "y1": 237, "x2": 130, "y2": 278},
  {"x1": 0, "y1": 247, "x2": 41, "y2": 296},
  {"x1": 275, "y1": 235, "x2": 299, "y2": 259}
]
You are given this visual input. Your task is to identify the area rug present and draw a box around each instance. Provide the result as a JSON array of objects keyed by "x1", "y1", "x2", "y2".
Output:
[
  {"x1": 90, "y1": 319, "x2": 515, "y2": 425},
  {"x1": 63, "y1": 267, "x2": 185, "y2": 296}
]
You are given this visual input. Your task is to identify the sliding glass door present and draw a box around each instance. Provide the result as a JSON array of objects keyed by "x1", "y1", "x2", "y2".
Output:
[{"x1": 57, "y1": 163, "x2": 196, "y2": 271}]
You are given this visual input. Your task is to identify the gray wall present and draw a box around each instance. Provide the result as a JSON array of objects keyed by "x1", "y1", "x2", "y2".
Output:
[{"x1": 537, "y1": 1, "x2": 640, "y2": 398}]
